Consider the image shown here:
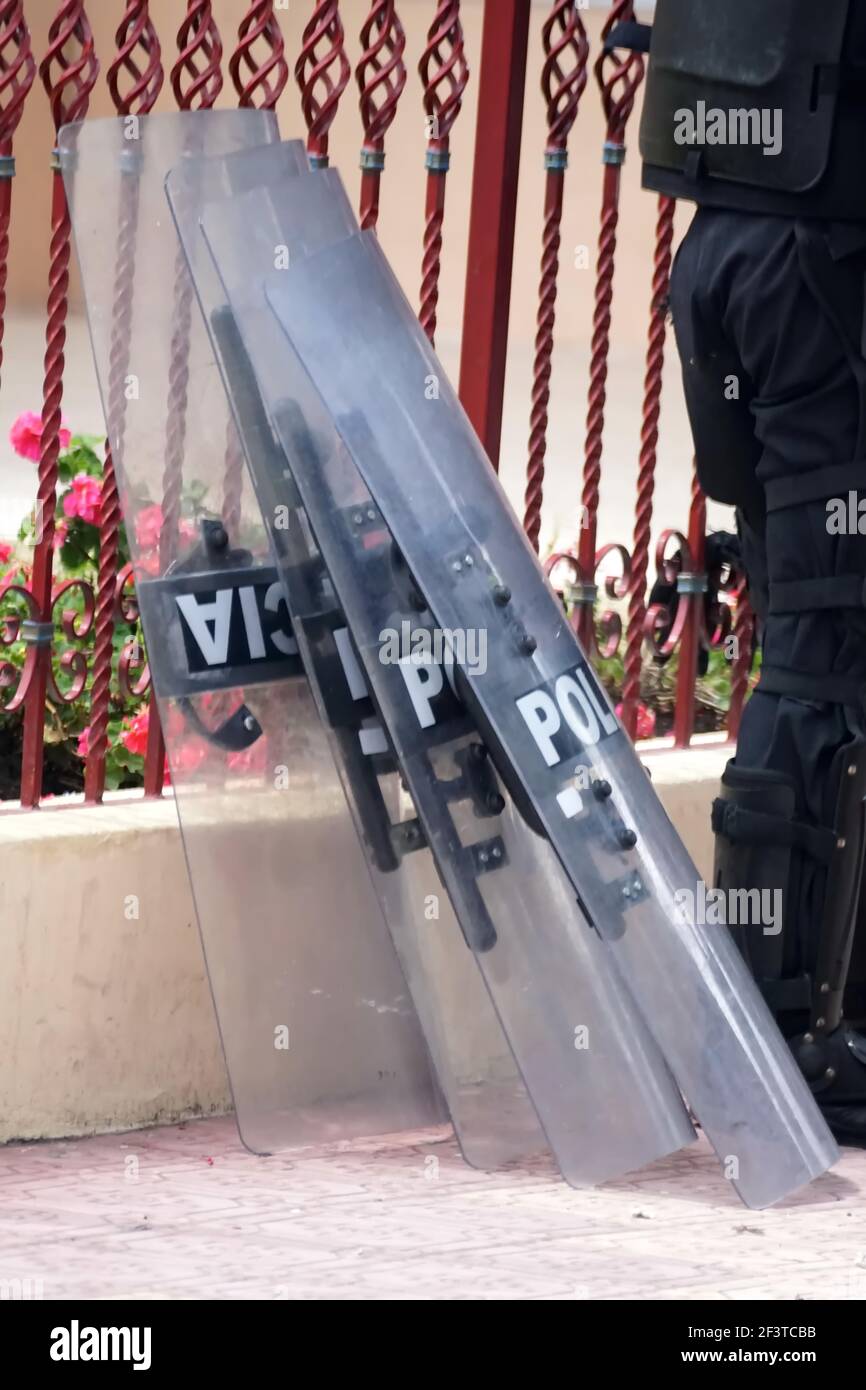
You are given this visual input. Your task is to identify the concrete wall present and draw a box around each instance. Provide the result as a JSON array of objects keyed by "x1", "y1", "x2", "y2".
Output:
[{"x1": 0, "y1": 742, "x2": 727, "y2": 1144}]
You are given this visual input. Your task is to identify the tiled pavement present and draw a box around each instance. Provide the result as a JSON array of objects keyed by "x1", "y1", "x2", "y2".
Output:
[{"x1": 1, "y1": 1118, "x2": 866, "y2": 1301}]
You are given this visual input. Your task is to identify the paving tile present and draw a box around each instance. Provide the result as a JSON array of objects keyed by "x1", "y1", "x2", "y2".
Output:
[{"x1": 1, "y1": 1119, "x2": 865, "y2": 1300}]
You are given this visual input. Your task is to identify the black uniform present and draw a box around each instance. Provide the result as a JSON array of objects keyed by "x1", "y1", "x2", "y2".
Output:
[{"x1": 633, "y1": 0, "x2": 866, "y2": 1141}]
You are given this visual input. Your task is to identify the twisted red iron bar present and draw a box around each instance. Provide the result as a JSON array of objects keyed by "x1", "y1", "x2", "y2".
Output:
[
  {"x1": 356, "y1": 0, "x2": 406, "y2": 231},
  {"x1": 0, "y1": 1, "x2": 35, "y2": 392},
  {"x1": 222, "y1": 2, "x2": 289, "y2": 536},
  {"x1": 576, "y1": 0, "x2": 644, "y2": 655},
  {"x1": 230, "y1": 0, "x2": 288, "y2": 109},
  {"x1": 145, "y1": 0, "x2": 224, "y2": 797},
  {"x1": 523, "y1": 0, "x2": 589, "y2": 551},
  {"x1": 19, "y1": 1, "x2": 98, "y2": 808},
  {"x1": 620, "y1": 194, "x2": 675, "y2": 740},
  {"x1": 85, "y1": 1, "x2": 163, "y2": 804},
  {"x1": 728, "y1": 584, "x2": 755, "y2": 743},
  {"x1": 295, "y1": 0, "x2": 350, "y2": 167},
  {"x1": 418, "y1": 0, "x2": 468, "y2": 345},
  {"x1": 672, "y1": 465, "x2": 708, "y2": 749},
  {"x1": 171, "y1": 0, "x2": 222, "y2": 111},
  {"x1": 0, "y1": 3, "x2": 36, "y2": 754}
]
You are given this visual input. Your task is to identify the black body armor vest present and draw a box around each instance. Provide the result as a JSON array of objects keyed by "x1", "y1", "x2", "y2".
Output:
[{"x1": 640, "y1": 0, "x2": 866, "y2": 222}]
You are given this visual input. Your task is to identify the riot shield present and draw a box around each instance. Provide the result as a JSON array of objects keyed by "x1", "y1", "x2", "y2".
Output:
[
  {"x1": 182, "y1": 158, "x2": 699, "y2": 1188},
  {"x1": 199, "y1": 169, "x2": 839, "y2": 1205},
  {"x1": 59, "y1": 111, "x2": 445, "y2": 1155},
  {"x1": 165, "y1": 140, "x2": 549, "y2": 1171},
  {"x1": 252, "y1": 226, "x2": 838, "y2": 1207}
]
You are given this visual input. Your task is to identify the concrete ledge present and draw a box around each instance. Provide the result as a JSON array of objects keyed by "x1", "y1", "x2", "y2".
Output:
[
  {"x1": 0, "y1": 796, "x2": 231, "y2": 1143},
  {"x1": 0, "y1": 744, "x2": 729, "y2": 1144}
]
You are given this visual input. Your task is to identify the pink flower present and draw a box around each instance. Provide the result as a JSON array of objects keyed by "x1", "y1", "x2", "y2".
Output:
[
  {"x1": 121, "y1": 707, "x2": 150, "y2": 757},
  {"x1": 616, "y1": 701, "x2": 657, "y2": 741},
  {"x1": 52, "y1": 520, "x2": 68, "y2": 553},
  {"x1": 77, "y1": 727, "x2": 91, "y2": 758},
  {"x1": 0, "y1": 540, "x2": 12, "y2": 566},
  {"x1": 135, "y1": 503, "x2": 164, "y2": 552},
  {"x1": 9, "y1": 410, "x2": 71, "y2": 462},
  {"x1": 135, "y1": 504, "x2": 197, "y2": 556},
  {"x1": 62, "y1": 472, "x2": 102, "y2": 526}
]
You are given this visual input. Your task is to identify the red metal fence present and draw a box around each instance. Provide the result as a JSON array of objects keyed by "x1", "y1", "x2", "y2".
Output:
[{"x1": 0, "y1": 0, "x2": 753, "y2": 809}]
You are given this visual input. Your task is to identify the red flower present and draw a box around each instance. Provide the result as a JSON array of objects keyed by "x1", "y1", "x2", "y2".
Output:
[
  {"x1": 10, "y1": 410, "x2": 71, "y2": 462},
  {"x1": 121, "y1": 707, "x2": 150, "y2": 757},
  {"x1": 0, "y1": 540, "x2": 13, "y2": 566},
  {"x1": 77, "y1": 727, "x2": 91, "y2": 759},
  {"x1": 616, "y1": 701, "x2": 657, "y2": 741},
  {"x1": 62, "y1": 472, "x2": 102, "y2": 526},
  {"x1": 227, "y1": 738, "x2": 269, "y2": 774}
]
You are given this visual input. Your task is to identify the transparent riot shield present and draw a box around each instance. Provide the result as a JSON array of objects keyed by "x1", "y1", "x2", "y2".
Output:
[
  {"x1": 185, "y1": 165, "x2": 699, "y2": 1188},
  {"x1": 59, "y1": 111, "x2": 445, "y2": 1155},
  {"x1": 166, "y1": 142, "x2": 549, "y2": 1170},
  {"x1": 243, "y1": 221, "x2": 838, "y2": 1207}
]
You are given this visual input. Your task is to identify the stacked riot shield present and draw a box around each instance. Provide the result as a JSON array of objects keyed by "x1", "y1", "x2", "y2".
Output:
[
  {"x1": 63, "y1": 109, "x2": 842, "y2": 1207},
  {"x1": 59, "y1": 112, "x2": 446, "y2": 1156}
]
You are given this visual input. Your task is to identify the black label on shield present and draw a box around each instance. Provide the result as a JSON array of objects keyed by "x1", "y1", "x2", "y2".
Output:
[
  {"x1": 176, "y1": 575, "x2": 299, "y2": 676},
  {"x1": 515, "y1": 660, "x2": 619, "y2": 770},
  {"x1": 138, "y1": 565, "x2": 303, "y2": 696}
]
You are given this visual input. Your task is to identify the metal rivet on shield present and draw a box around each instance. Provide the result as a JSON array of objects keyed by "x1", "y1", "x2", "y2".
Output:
[
  {"x1": 593, "y1": 780, "x2": 612, "y2": 801},
  {"x1": 486, "y1": 791, "x2": 505, "y2": 815},
  {"x1": 617, "y1": 828, "x2": 638, "y2": 850},
  {"x1": 519, "y1": 633, "x2": 537, "y2": 656},
  {"x1": 493, "y1": 585, "x2": 511, "y2": 607}
]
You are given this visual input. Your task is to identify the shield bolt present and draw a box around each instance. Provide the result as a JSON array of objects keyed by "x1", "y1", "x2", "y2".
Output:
[
  {"x1": 493, "y1": 585, "x2": 511, "y2": 607},
  {"x1": 618, "y1": 828, "x2": 638, "y2": 850},
  {"x1": 519, "y1": 633, "x2": 537, "y2": 656},
  {"x1": 486, "y1": 792, "x2": 505, "y2": 815},
  {"x1": 593, "y1": 780, "x2": 613, "y2": 801}
]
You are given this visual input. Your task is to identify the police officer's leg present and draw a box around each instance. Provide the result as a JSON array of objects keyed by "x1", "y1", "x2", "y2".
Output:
[{"x1": 671, "y1": 209, "x2": 866, "y2": 1142}]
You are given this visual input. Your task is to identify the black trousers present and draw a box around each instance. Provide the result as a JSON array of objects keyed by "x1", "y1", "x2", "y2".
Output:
[{"x1": 669, "y1": 208, "x2": 866, "y2": 999}]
